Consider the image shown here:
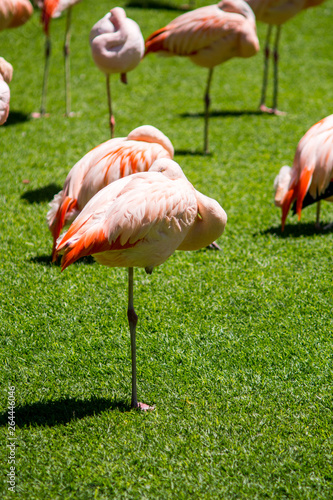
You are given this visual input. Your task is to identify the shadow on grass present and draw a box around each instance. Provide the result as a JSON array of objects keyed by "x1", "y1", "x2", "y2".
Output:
[
  {"x1": 175, "y1": 148, "x2": 211, "y2": 157},
  {"x1": 180, "y1": 109, "x2": 263, "y2": 119},
  {"x1": 4, "y1": 110, "x2": 31, "y2": 126},
  {"x1": 30, "y1": 254, "x2": 95, "y2": 266},
  {"x1": 0, "y1": 396, "x2": 131, "y2": 428},
  {"x1": 21, "y1": 183, "x2": 62, "y2": 204},
  {"x1": 125, "y1": 0, "x2": 190, "y2": 11},
  {"x1": 256, "y1": 222, "x2": 333, "y2": 238}
]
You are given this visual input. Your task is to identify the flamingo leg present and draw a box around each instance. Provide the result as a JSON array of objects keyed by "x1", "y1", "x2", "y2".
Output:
[
  {"x1": 39, "y1": 35, "x2": 51, "y2": 117},
  {"x1": 127, "y1": 267, "x2": 154, "y2": 411},
  {"x1": 64, "y1": 6, "x2": 72, "y2": 117},
  {"x1": 272, "y1": 25, "x2": 285, "y2": 115},
  {"x1": 204, "y1": 68, "x2": 213, "y2": 155},
  {"x1": 259, "y1": 24, "x2": 272, "y2": 113},
  {"x1": 106, "y1": 74, "x2": 115, "y2": 138},
  {"x1": 315, "y1": 200, "x2": 321, "y2": 229}
]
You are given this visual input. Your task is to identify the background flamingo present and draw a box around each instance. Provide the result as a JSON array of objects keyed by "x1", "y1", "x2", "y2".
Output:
[
  {"x1": 33, "y1": 0, "x2": 81, "y2": 118},
  {"x1": 145, "y1": 0, "x2": 259, "y2": 154},
  {"x1": 47, "y1": 125, "x2": 174, "y2": 258},
  {"x1": 55, "y1": 158, "x2": 227, "y2": 410},
  {"x1": 245, "y1": 0, "x2": 326, "y2": 114},
  {"x1": 0, "y1": 57, "x2": 13, "y2": 125},
  {"x1": 274, "y1": 114, "x2": 333, "y2": 230},
  {"x1": 0, "y1": 0, "x2": 33, "y2": 31},
  {"x1": 89, "y1": 7, "x2": 144, "y2": 138}
]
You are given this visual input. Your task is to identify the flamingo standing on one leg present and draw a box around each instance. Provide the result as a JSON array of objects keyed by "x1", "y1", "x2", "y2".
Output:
[
  {"x1": 144, "y1": 0, "x2": 259, "y2": 154},
  {"x1": 47, "y1": 125, "x2": 174, "y2": 258},
  {"x1": 33, "y1": 0, "x2": 81, "y2": 118},
  {"x1": 274, "y1": 114, "x2": 333, "y2": 230},
  {"x1": 245, "y1": 0, "x2": 326, "y2": 114},
  {"x1": 0, "y1": 57, "x2": 13, "y2": 125},
  {"x1": 0, "y1": 0, "x2": 33, "y2": 31},
  {"x1": 89, "y1": 7, "x2": 144, "y2": 138},
  {"x1": 55, "y1": 158, "x2": 227, "y2": 410}
]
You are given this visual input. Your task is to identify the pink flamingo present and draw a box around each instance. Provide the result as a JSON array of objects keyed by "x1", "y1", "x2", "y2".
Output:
[
  {"x1": 33, "y1": 0, "x2": 82, "y2": 117},
  {"x1": 47, "y1": 125, "x2": 174, "y2": 258},
  {"x1": 0, "y1": 0, "x2": 33, "y2": 31},
  {"x1": 55, "y1": 158, "x2": 227, "y2": 410},
  {"x1": 0, "y1": 57, "x2": 13, "y2": 125},
  {"x1": 274, "y1": 114, "x2": 333, "y2": 230},
  {"x1": 90, "y1": 7, "x2": 144, "y2": 138},
  {"x1": 145, "y1": 0, "x2": 259, "y2": 154},
  {"x1": 245, "y1": 0, "x2": 326, "y2": 114}
]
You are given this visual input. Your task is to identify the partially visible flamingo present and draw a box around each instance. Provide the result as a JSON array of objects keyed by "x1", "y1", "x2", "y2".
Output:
[
  {"x1": 0, "y1": 57, "x2": 13, "y2": 125},
  {"x1": 33, "y1": 0, "x2": 82, "y2": 118},
  {"x1": 55, "y1": 158, "x2": 227, "y2": 410},
  {"x1": 145, "y1": 0, "x2": 259, "y2": 154},
  {"x1": 274, "y1": 114, "x2": 333, "y2": 230},
  {"x1": 47, "y1": 125, "x2": 174, "y2": 258},
  {"x1": 89, "y1": 7, "x2": 144, "y2": 138},
  {"x1": 245, "y1": 0, "x2": 326, "y2": 114},
  {"x1": 0, "y1": 0, "x2": 33, "y2": 31}
]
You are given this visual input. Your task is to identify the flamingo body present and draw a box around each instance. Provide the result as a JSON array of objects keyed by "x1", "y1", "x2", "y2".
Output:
[
  {"x1": 0, "y1": 0, "x2": 32, "y2": 30},
  {"x1": 56, "y1": 159, "x2": 227, "y2": 270},
  {"x1": 90, "y1": 7, "x2": 144, "y2": 76},
  {"x1": 47, "y1": 125, "x2": 174, "y2": 255},
  {"x1": 275, "y1": 114, "x2": 333, "y2": 229},
  {"x1": 0, "y1": 57, "x2": 13, "y2": 125},
  {"x1": 145, "y1": 0, "x2": 259, "y2": 66},
  {"x1": 41, "y1": 0, "x2": 81, "y2": 34}
]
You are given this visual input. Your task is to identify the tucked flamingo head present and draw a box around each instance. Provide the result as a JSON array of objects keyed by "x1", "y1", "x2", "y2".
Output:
[
  {"x1": 149, "y1": 158, "x2": 187, "y2": 180},
  {"x1": 127, "y1": 125, "x2": 174, "y2": 158},
  {"x1": 274, "y1": 165, "x2": 291, "y2": 207}
]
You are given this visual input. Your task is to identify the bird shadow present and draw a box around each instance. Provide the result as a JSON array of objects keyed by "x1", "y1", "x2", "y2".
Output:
[
  {"x1": 21, "y1": 183, "x2": 62, "y2": 204},
  {"x1": 3, "y1": 110, "x2": 31, "y2": 126},
  {"x1": 125, "y1": 0, "x2": 190, "y2": 11},
  {"x1": 175, "y1": 149, "x2": 211, "y2": 157},
  {"x1": 0, "y1": 396, "x2": 130, "y2": 428},
  {"x1": 30, "y1": 254, "x2": 95, "y2": 267},
  {"x1": 180, "y1": 109, "x2": 263, "y2": 119},
  {"x1": 255, "y1": 221, "x2": 333, "y2": 238}
]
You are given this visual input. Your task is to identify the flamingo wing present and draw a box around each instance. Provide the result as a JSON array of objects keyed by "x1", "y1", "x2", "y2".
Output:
[
  {"x1": 145, "y1": 6, "x2": 239, "y2": 56},
  {"x1": 57, "y1": 172, "x2": 198, "y2": 270}
]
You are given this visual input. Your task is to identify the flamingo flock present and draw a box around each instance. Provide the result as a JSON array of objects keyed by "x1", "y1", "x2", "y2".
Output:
[{"x1": 1, "y1": 1, "x2": 331, "y2": 409}]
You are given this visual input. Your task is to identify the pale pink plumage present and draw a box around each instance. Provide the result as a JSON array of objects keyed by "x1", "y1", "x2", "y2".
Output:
[
  {"x1": 47, "y1": 125, "x2": 174, "y2": 258},
  {"x1": 90, "y1": 7, "x2": 144, "y2": 137},
  {"x1": 0, "y1": 0, "x2": 33, "y2": 31},
  {"x1": 145, "y1": 0, "x2": 259, "y2": 154},
  {"x1": 274, "y1": 114, "x2": 333, "y2": 230},
  {"x1": 0, "y1": 57, "x2": 13, "y2": 125},
  {"x1": 245, "y1": 0, "x2": 326, "y2": 113},
  {"x1": 55, "y1": 158, "x2": 227, "y2": 410}
]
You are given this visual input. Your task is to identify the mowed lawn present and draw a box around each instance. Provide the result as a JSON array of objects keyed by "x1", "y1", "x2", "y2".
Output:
[{"x1": 1, "y1": 0, "x2": 333, "y2": 498}]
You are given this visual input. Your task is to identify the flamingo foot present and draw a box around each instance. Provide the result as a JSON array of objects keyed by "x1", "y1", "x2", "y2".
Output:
[
  {"x1": 206, "y1": 241, "x2": 221, "y2": 250},
  {"x1": 31, "y1": 112, "x2": 50, "y2": 119},
  {"x1": 134, "y1": 402, "x2": 155, "y2": 411},
  {"x1": 259, "y1": 104, "x2": 286, "y2": 116},
  {"x1": 314, "y1": 221, "x2": 321, "y2": 230}
]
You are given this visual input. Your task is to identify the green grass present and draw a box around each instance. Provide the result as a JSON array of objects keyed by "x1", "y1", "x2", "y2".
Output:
[{"x1": 1, "y1": 0, "x2": 333, "y2": 498}]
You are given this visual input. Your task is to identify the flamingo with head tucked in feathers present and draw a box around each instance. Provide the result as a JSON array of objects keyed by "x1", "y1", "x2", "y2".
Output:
[
  {"x1": 33, "y1": 0, "x2": 81, "y2": 118},
  {"x1": 145, "y1": 0, "x2": 259, "y2": 154},
  {"x1": 89, "y1": 7, "x2": 144, "y2": 138},
  {"x1": 274, "y1": 114, "x2": 333, "y2": 230},
  {"x1": 245, "y1": 0, "x2": 326, "y2": 114},
  {"x1": 55, "y1": 158, "x2": 227, "y2": 410},
  {"x1": 47, "y1": 125, "x2": 174, "y2": 258}
]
